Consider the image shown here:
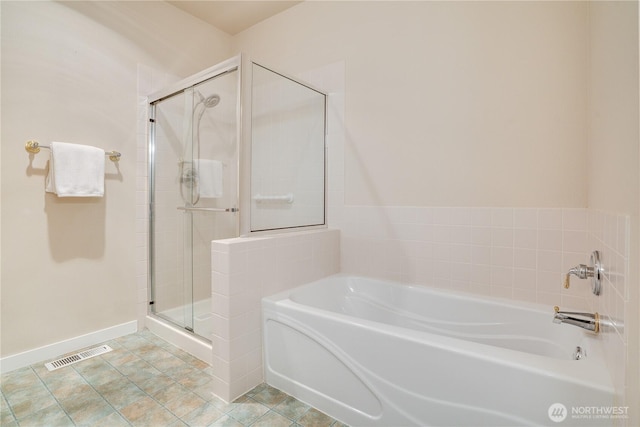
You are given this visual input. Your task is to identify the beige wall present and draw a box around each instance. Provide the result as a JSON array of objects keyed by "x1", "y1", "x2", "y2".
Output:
[
  {"x1": 589, "y1": 1, "x2": 640, "y2": 215},
  {"x1": 233, "y1": 1, "x2": 589, "y2": 207},
  {"x1": 0, "y1": 0, "x2": 231, "y2": 357},
  {"x1": 588, "y1": 1, "x2": 639, "y2": 421}
]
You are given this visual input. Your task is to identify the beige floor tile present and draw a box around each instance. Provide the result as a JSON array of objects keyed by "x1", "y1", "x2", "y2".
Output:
[{"x1": 0, "y1": 331, "x2": 344, "y2": 427}]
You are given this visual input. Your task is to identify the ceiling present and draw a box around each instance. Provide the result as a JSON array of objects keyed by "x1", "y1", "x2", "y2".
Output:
[{"x1": 168, "y1": 1, "x2": 303, "y2": 35}]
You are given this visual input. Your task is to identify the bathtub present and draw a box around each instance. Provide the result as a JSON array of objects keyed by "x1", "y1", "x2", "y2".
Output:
[{"x1": 262, "y1": 275, "x2": 614, "y2": 426}]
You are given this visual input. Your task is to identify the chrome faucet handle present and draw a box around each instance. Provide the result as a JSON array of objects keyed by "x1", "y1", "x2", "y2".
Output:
[
  {"x1": 563, "y1": 264, "x2": 592, "y2": 288},
  {"x1": 563, "y1": 251, "x2": 603, "y2": 295}
]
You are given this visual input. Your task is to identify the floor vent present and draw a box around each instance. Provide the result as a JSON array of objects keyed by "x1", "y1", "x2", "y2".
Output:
[{"x1": 44, "y1": 345, "x2": 113, "y2": 371}]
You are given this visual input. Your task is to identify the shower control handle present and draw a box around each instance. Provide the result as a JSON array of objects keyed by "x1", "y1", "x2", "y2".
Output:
[{"x1": 564, "y1": 250, "x2": 602, "y2": 295}]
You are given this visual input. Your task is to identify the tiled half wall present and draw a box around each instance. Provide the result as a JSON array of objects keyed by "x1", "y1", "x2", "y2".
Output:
[{"x1": 210, "y1": 229, "x2": 340, "y2": 402}]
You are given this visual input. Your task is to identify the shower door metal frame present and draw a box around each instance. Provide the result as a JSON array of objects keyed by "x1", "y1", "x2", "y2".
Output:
[{"x1": 147, "y1": 54, "x2": 242, "y2": 336}]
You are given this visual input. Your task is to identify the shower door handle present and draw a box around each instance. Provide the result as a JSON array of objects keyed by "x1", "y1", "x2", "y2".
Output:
[{"x1": 177, "y1": 206, "x2": 239, "y2": 213}]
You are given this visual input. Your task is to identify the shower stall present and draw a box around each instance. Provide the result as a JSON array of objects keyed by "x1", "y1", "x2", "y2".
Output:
[
  {"x1": 148, "y1": 57, "x2": 240, "y2": 341},
  {"x1": 146, "y1": 55, "x2": 327, "y2": 346}
]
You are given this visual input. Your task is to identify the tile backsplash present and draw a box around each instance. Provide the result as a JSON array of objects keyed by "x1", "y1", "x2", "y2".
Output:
[{"x1": 338, "y1": 206, "x2": 602, "y2": 311}]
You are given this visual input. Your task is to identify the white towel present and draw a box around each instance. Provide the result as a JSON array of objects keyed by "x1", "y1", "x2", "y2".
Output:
[
  {"x1": 45, "y1": 141, "x2": 105, "y2": 197},
  {"x1": 196, "y1": 159, "x2": 223, "y2": 198}
]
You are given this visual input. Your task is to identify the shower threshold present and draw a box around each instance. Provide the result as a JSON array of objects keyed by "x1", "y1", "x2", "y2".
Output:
[
  {"x1": 145, "y1": 313, "x2": 212, "y2": 366},
  {"x1": 153, "y1": 298, "x2": 213, "y2": 340}
]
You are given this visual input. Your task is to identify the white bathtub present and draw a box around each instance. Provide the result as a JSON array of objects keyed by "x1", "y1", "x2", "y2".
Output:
[{"x1": 262, "y1": 275, "x2": 614, "y2": 426}]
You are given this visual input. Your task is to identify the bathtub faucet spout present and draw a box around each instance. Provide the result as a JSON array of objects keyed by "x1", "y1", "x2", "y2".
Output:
[{"x1": 553, "y1": 306, "x2": 600, "y2": 333}]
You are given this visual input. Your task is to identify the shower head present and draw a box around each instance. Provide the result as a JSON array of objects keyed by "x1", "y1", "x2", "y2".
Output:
[
  {"x1": 195, "y1": 91, "x2": 220, "y2": 108},
  {"x1": 203, "y1": 94, "x2": 220, "y2": 108}
]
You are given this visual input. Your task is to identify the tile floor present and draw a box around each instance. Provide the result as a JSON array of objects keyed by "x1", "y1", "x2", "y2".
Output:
[{"x1": 1, "y1": 330, "x2": 346, "y2": 427}]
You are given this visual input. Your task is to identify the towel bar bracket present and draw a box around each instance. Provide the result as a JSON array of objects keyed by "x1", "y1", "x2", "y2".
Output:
[
  {"x1": 25, "y1": 140, "x2": 121, "y2": 162},
  {"x1": 25, "y1": 140, "x2": 41, "y2": 154}
]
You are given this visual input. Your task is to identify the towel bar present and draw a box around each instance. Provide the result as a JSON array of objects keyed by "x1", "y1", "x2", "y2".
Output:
[
  {"x1": 25, "y1": 140, "x2": 121, "y2": 161},
  {"x1": 177, "y1": 206, "x2": 239, "y2": 213}
]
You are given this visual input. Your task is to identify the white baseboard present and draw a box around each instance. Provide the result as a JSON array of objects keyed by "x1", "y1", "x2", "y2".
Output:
[{"x1": 0, "y1": 321, "x2": 138, "y2": 374}]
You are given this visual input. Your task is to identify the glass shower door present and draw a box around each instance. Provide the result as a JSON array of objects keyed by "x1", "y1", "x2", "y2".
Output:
[{"x1": 149, "y1": 66, "x2": 239, "y2": 340}]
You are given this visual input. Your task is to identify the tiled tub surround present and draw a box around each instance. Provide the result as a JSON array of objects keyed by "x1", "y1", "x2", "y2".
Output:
[
  {"x1": 338, "y1": 207, "x2": 626, "y2": 312},
  {"x1": 210, "y1": 229, "x2": 340, "y2": 402},
  {"x1": 335, "y1": 206, "x2": 630, "y2": 409},
  {"x1": 588, "y1": 210, "x2": 631, "y2": 408}
]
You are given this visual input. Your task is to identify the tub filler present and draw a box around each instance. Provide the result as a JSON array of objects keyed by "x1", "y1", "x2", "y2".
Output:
[{"x1": 262, "y1": 275, "x2": 614, "y2": 426}]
